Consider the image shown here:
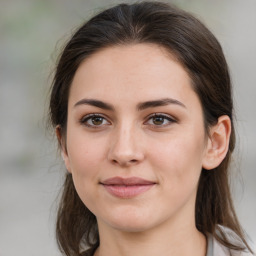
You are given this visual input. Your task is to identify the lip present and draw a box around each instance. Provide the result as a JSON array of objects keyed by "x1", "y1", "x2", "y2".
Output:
[{"x1": 100, "y1": 176, "x2": 156, "y2": 199}]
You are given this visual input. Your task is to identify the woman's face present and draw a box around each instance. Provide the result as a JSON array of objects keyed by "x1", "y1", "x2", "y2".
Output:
[{"x1": 62, "y1": 44, "x2": 210, "y2": 233}]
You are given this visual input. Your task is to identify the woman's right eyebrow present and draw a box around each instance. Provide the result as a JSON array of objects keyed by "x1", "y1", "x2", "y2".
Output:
[{"x1": 74, "y1": 98, "x2": 114, "y2": 111}]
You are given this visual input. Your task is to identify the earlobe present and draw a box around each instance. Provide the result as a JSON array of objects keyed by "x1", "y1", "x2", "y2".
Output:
[
  {"x1": 56, "y1": 125, "x2": 72, "y2": 173},
  {"x1": 202, "y1": 115, "x2": 231, "y2": 170}
]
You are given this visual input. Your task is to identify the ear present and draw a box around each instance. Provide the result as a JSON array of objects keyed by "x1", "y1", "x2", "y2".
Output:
[
  {"x1": 202, "y1": 115, "x2": 231, "y2": 170},
  {"x1": 56, "y1": 125, "x2": 72, "y2": 173}
]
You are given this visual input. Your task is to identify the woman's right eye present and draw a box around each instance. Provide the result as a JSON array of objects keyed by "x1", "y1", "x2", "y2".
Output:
[{"x1": 80, "y1": 114, "x2": 110, "y2": 128}]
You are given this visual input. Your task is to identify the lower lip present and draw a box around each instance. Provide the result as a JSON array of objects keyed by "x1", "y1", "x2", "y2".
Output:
[{"x1": 102, "y1": 184, "x2": 155, "y2": 198}]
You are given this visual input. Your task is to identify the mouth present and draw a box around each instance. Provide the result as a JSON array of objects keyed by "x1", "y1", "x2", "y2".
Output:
[{"x1": 100, "y1": 176, "x2": 156, "y2": 199}]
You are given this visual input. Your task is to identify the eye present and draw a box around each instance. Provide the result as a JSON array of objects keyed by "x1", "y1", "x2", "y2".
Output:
[
  {"x1": 145, "y1": 113, "x2": 176, "y2": 127},
  {"x1": 80, "y1": 114, "x2": 110, "y2": 128}
]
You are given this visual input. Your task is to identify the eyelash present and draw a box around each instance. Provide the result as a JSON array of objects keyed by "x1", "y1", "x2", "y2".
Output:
[
  {"x1": 79, "y1": 114, "x2": 111, "y2": 128},
  {"x1": 79, "y1": 113, "x2": 177, "y2": 129},
  {"x1": 145, "y1": 113, "x2": 177, "y2": 128}
]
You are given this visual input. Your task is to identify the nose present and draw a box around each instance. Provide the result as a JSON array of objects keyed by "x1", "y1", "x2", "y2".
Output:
[{"x1": 107, "y1": 124, "x2": 145, "y2": 167}]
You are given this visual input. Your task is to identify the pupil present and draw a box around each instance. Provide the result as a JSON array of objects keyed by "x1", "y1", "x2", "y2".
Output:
[
  {"x1": 153, "y1": 116, "x2": 164, "y2": 125},
  {"x1": 92, "y1": 117, "x2": 103, "y2": 125}
]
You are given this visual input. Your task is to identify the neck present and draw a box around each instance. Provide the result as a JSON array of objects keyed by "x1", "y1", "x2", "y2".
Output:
[{"x1": 94, "y1": 219, "x2": 206, "y2": 256}]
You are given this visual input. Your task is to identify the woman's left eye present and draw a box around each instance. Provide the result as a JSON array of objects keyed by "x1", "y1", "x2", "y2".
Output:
[{"x1": 145, "y1": 114, "x2": 176, "y2": 127}]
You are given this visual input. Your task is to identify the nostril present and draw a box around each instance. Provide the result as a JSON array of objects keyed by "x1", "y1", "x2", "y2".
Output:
[{"x1": 111, "y1": 158, "x2": 138, "y2": 166}]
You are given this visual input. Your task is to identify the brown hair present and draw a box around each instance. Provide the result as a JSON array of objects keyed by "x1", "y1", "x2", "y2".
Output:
[{"x1": 49, "y1": 1, "x2": 252, "y2": 255}]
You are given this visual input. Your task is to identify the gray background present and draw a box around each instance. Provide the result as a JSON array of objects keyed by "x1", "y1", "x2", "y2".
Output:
[{"x1": 0, "y1": 0, "x2": 255, "y2": 255}]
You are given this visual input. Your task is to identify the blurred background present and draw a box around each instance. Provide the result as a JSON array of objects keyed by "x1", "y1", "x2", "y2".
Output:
[{"x1": 0, "y1": 0, "x2": 255, "y2": 255}]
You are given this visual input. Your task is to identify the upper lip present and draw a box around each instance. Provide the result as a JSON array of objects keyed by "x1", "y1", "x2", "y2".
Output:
[{"x1": 100, "y1": 176, "x2": 156, "y2": 185}]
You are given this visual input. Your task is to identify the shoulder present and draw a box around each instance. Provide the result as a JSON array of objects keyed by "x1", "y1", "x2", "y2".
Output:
[{"x1": 208, "y1": 226, "x2": 254, "y2": 256}]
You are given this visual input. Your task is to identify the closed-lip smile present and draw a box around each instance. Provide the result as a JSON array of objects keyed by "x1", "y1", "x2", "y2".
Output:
[{"x1": 100, "y1": 176, "x2": 156, "y2": 198}]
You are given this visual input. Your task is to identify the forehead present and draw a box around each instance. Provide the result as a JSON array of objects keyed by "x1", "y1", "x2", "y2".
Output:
[
  {"x1": 69, "y1": 43, "x2": 199, "y2": 110},
  {"x1": 72, "y1": 43, "x2": 182, "y2": 83}
]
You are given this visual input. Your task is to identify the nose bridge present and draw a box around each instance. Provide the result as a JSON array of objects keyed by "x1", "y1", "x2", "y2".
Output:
[
  {"x1": 112, "y1": 121, "x2": 137, "y2": 155},
  {"x1": 108, "y1": 120, "x2": 143, "y2": 166}
]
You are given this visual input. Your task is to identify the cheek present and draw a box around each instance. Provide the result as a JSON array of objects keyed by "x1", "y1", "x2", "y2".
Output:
[
  {"x1": 149, "y1": 130, "x2": 206, "y2": 184},
  {"x1": 66, "y1": 131, "x2": 108, "y2": 179},
  {"x1": 66, "y1": 134, "x2": 107, "y2": 210}
]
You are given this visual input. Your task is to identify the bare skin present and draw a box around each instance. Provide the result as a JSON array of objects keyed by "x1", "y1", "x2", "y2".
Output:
[{"x1": 59, "y1": 43, "x2": 231, "y2": 256}]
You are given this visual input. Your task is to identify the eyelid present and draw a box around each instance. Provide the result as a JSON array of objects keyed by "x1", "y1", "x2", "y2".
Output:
[
  {"x1": 79, "y1": 113, "x2": 111, "y2": 128},
  {"x1": 79, "y1": 112, "x2": 177, "y2": 128},
  {"x1": 144, "y1": 113, "x2": 177, "y2": 127}
]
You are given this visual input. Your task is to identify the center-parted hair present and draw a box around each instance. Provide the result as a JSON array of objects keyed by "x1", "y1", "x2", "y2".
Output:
[{"x1": 49, "y1": 2, "x2": 252, "y2": 255}]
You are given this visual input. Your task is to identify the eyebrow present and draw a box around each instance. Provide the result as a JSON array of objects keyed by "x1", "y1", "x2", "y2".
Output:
[
  {"x1": 74, "y1": 99, "x2": 114, "y2": 110},
  {"x1": 137, "y1": 98, "x2": 186, "y2": 111},
  {"x1": 74, "y1": 98, "x2": 186, "y2": 111}
]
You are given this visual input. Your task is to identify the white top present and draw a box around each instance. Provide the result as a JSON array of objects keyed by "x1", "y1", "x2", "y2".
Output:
[{"x1": 207, "y1": 227, "x2": 254, "y2": 256}]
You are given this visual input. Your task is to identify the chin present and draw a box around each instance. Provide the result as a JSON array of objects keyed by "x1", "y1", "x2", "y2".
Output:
[
  {"x1": 109, "y1": 220, "x2": 152, "y2": 233},
  {"x1": 100, "y1": 207, "x2": 157, "y2": 233}
]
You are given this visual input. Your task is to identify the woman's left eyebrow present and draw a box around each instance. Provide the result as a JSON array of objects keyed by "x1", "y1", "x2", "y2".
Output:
[{"x1": 137, "y1": 98, "x2": 186, "y2": 111}]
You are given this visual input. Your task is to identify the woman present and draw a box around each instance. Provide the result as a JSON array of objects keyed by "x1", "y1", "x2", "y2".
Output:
[{"x1": 49, "y1": 2, "x2": 254, "y2": 256}]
